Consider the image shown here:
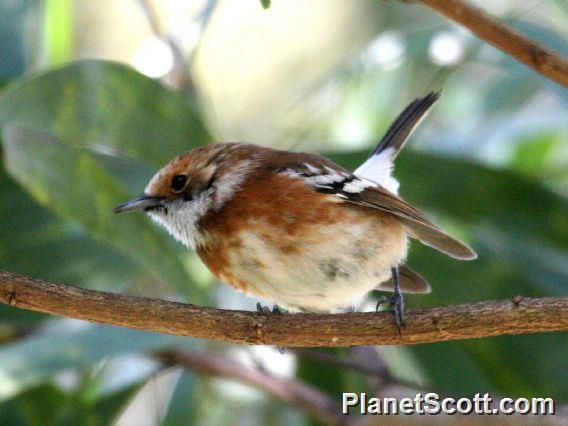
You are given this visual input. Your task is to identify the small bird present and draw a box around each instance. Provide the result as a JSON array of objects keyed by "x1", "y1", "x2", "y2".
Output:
[{"x1": 114, "y1": 92, "x2": 476, "y2": 325}]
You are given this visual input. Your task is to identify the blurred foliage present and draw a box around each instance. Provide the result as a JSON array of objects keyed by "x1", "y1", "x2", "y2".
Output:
[
  {"x1": 0, "y1": 1, "x2": 27, "y2": 84},
  {"x1": 0, "y1": 381, "x2": 142, "y2": 426},
  {"x1": 0, "y1": 61, "x2": 212, "y2": 299},
  {"x1": 0, "y1": 0, "x2": 566, "y2": 424}
]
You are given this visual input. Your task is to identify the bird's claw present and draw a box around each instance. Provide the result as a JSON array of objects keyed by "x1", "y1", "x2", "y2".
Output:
[
  {"x1": 375, "y1": 296, "x2": 390, "y2": 312},
  {"x1": 376, "y1": 294, "x2": 405, "y2": 332},
  {"x1": 256, "y1": 303, "x2": 282, "y2": 315}
]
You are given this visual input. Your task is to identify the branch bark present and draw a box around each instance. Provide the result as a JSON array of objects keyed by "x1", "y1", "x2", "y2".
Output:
[
  {"x1": 411, "y1": 0, "x2": 568, "y2": 87},
  {"x1": 1, "y1": 270, "x2": 566, "y2": 347}
]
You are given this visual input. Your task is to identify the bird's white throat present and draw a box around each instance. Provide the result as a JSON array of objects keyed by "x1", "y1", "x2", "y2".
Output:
[{"x1": 147, "y1": 191, "x2": 212, "y2": 250}]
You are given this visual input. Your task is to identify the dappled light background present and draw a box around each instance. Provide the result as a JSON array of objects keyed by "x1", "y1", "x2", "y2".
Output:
[{"x1": 0, "y1": 0, "x2": 567, "y2": 424}]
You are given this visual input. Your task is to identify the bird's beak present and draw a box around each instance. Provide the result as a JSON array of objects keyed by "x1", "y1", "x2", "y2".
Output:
[{"x1": 113, "y1": 196, "x2": 165, "y2": 213}]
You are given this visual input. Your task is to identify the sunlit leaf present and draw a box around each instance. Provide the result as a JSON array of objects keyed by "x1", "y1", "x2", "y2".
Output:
[{"x1": 510, "y1": 133, "x2": 557, "y2": 177}]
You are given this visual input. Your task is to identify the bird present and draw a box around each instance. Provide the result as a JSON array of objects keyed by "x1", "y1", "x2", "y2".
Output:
[{"x1": 114, "y1": 92, "x2": 476, "y2": 326}]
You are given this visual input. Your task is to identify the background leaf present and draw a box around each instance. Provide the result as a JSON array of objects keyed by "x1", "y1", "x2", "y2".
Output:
[
  {"x1": 328, "y1": 149, "x2": 568, "y2": 399},
  {"x1": 0, "y1": 322, "x2": 198, "y2": 400},
  {"x1": 3, "y1": 125, "x2": 202, "y2": 298},
  {"x1": 0, "y1": 2, "x2": 566, "y2": 422},
  {"x1": 0, "y1": 61, "x2": 211, "y2": 168}
]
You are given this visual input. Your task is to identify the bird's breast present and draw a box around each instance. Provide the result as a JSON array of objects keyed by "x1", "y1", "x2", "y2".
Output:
[{"x1": 196, "y1": 175, "x2": 408, "y2": 310}]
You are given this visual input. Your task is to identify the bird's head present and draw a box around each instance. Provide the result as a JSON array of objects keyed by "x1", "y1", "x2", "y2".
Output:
[{"x1": 113, "y1": 143, "x2": 253, "y2": 249}]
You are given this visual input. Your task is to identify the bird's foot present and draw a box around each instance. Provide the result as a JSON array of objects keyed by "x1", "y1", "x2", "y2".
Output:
[
  {"x1": 376, "y1": 294, "x2": 405, "y2": 332},
  {"x1": 390, "y1": 291, "x2": 405, "y2": 332},
  {"x1": 256, "y1": 303, "x2": 286, "y2": 354},
  {"x1": 256, "y1": 303, "x2": 282, "y2": 315},
  {"x1": 376, "y1": 267, "x2": 406, "y2": 333}
]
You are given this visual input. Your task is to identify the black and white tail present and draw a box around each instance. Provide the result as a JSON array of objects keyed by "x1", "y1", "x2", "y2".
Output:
[{"x1": 354, "y1": 92, "x2": 440, "y2": 194}]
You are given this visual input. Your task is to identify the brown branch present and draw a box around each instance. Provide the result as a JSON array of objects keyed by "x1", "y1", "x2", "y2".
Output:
[
  {"x1": 1, "y1": 270, "x2": 567, "y2": 347},
  {"x1": 410, "y1": 0, "x2": 568, "y2": 87},
  {"x1": 156, "y1": 349, "x2": 344, "y2": 425}
]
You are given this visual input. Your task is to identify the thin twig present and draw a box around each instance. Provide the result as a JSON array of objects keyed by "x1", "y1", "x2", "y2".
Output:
[
  {"x1": 156, "y1": 349, "x2": 345, "y2": 425},
  {"x1": 1, "y1": 270, "x2": 566, "y2": 347},
  {"x1": 409, "y1": 0, "x2": 568, "y2": 87}
]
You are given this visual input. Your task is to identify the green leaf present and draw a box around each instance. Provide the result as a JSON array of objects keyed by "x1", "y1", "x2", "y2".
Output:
[
  {"x1": 296, "y1": 348, "x2": 347, "y2": 404},
  {"x1": 260, "y1": 0, "x2": 271, "y2": 10},
  {"x1": 474, "y1": 225, "x2": 567, "y2": 295},
  {"x1": 0, "y1": 153, "x2": 136, "y2": 289},
  {"x1": 0, "y1": 323, "x2": 196, "y2": 400},
  {"x1": 0, "y1": 60, "x2": 213, "y2": 298},
  {"x1": 88, "y1": 382, "x2": 142, "y2": 425},
  {"x1": 0, "y1": 380, "x2": 143, "y2": 426},
  {"x1": 2, "y1": 125, "x2": 202, "y2": 297},
  {"x1": 0, "y1": 151, "x2": 138, "y2": 326},
  {"x1": 0, "y1": 60, "x2": 211, "y2": 169},
  {"x1": 510, "y1": 133, "x2": 556, "y2": 177},
  {"x1": 0, "y1": 383, "x2": 68, "y2": 426},
  {"x1": 404, "y1": 245, "x2": 568, "y2": 399},
  {"x1": 162, "y1": 371, "x2": 199, "y2": 426}
]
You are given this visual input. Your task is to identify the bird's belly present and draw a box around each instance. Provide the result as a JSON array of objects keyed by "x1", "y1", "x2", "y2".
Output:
[{"x1": 203, "y1": 211, "x2": 408, "y2": 312}]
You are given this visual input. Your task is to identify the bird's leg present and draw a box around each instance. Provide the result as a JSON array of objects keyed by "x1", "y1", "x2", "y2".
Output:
[{"x1": 390, "y1": 266, "x2": 405, "y2": 330}]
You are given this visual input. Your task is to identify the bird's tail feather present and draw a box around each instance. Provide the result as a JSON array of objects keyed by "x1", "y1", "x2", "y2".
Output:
[
  {"x1": 369, "y1": 91, "x2": 440, "y2": 159},
  {"x1": 354, "y1": 92, "x2": 440, "y2": 194}
]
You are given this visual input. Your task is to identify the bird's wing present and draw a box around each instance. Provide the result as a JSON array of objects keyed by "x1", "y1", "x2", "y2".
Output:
[
  {"x1": 282, "y1": 163, "x2": 476, "y2": 260},
  {"x1": 376, "y1": 264, "x2": 431, "y2": 293},
  {"x1": 343, "y1": 182, "x2": 477, "y2": 260}
]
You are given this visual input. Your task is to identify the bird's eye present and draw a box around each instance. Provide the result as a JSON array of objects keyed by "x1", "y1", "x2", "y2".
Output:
[{"x1": 171, "y1": 175, "x2": 188, "y2": 193}]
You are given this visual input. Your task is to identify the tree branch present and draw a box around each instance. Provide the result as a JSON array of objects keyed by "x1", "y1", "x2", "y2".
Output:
[
  {"x1": 156, "y1": 349, "x2": 344, "y2": 425},
  {"x1": 411, "y1": 0, "x2": 568, "y2": 87},
  {"x1": 1, "y1": 270, "x2": 566, "y2": 347}
]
